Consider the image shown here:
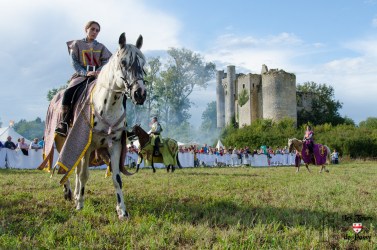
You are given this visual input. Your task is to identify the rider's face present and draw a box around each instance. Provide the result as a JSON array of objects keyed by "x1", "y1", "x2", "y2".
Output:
[{"x1": 85, "y1": 24, "x2": 100, "y2": 41}]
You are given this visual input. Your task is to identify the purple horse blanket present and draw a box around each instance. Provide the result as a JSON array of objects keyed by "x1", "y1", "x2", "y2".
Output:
[{"x1": 295, "y1": 143, "x2": 328, "y2": 167}]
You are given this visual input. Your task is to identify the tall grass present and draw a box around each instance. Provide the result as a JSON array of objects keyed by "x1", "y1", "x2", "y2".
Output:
[{"x1": 1, "y1": 163, "x2": 377, "y2": 249}]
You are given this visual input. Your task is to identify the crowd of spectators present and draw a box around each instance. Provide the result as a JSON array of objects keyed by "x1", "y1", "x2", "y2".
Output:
[{"x1": 1, "y1": 136, "x2": 44, "y2": 156}]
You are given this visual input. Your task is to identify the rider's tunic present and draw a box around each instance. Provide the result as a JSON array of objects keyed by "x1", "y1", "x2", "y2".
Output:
[
  {"x1": 149, "y1": 122, "x2": 163, "y2": 146},
  {"x1": 303, "y1": 130, "x2": 314, "y2": 145},
  {"x1": 66, "y1": 39, "x2": 112, "y2": 88}
]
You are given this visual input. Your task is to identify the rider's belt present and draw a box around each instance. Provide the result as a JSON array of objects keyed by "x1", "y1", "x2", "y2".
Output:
[{"x1": 87, "y1": 65, "x2": 96, "y2": 72}]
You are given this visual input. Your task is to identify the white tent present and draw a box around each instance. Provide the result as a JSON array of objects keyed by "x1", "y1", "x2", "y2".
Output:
[
  {"x1": 0, "y1": 127, "x2": 31, "y2": 145},
  {"x1": 216, "y1": 140, "x2": 224, "y2": 150}
]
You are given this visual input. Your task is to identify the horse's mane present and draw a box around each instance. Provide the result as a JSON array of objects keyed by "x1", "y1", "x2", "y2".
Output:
[{"x1": 97, "y1": 44, "x2": 145, "y2": 84}]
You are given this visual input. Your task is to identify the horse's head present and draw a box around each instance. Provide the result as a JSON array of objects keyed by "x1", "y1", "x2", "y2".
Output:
[
  {"x1": 130, "y1": 124, "x2": 141, "y2": 136},
  {"x1": 288, "y1": 139, "x2": 294, "y2": 153},
  {"x1": 116, "y1": 33, "x2": 147, "y2": 105}
]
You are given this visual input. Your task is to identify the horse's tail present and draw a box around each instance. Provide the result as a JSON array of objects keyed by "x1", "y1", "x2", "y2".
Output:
[
  {"x1": 325, "y1": 145, "x2": 331, "y2": 164},
  {"x1": 176, "y1": 153, "x2": 182, "y2": 168}
]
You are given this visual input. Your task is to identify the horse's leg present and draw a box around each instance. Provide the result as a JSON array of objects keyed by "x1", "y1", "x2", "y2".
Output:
[
  {"x1": 167, "y1": 165, "x2": 170, "y2": 173},
  {"x1": 172, "y1": 165, "x2": 175, "y2": 172},
  {"x1": 306, "y1": 164, "x2": 312, "y2": 173},
  {"x1": 319, "y1": 165, "x2": 323, "y2": 173},
  {"x1": 136, "y1": 164, "x2": 140, "y2": 173},
  {"x1": 152, "y1": 157, "x2": 156, "y2": 173},
  {"x1": 63, "y1": 178, "x2": 72, "y2": 201},
  {"x1": 76, "y1": 151, "x2": 90, "y2": 211},
  {"x1": 110, "y1": 144, "x2": 129, "y2": 219},
  {"x1": 74, "y1": 161, "x2": 82, "y2": 202},
  {"x1": 296, "y1": 164, "x2": 300, "y2": 173},
  {"x1": 323, "y1": 164, "x2": 329, "y2": 172}
]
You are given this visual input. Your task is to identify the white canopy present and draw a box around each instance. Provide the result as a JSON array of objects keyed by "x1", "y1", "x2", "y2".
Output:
[
  {"x1": 0, "y1": 127, "x2": 31, "y2": 145},
  {"x1": 127, "y1": 140, "x2": 140, "y2": 149},
  {"x1": 216, "y1": 140, "x2": 223, "y2": 150}
]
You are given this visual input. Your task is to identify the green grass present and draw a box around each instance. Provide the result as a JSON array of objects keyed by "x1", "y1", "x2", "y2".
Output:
[{"x1": 1, "y1": 163, "x2": 377, "y2": 249}]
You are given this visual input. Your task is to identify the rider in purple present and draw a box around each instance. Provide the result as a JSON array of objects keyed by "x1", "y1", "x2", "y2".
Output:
[{"x1": 303, "y1": 125, "x2": 314, "y2": 156}]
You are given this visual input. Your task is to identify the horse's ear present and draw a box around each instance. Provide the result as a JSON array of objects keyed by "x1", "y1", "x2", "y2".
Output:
[
  {"x1": 135, "y1": 35, "x2": 143, "y2": 49},
  {"x1": 119, "y1": 32, "x2": 126, "y2": 49}
]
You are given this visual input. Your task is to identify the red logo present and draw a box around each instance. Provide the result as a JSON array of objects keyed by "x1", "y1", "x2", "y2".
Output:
[{"x1": 353, "y1": 223, "x2": 362, "y2": 233}]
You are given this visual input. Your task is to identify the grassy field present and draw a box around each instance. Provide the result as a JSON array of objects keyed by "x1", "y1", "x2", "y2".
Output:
[{"x1": 1, "y1": 162, "x2": 377, "y2": 249}]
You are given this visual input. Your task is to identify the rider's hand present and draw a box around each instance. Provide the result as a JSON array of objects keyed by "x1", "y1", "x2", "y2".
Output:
[{"x1": 86, "y1": 71, "x2": 96, "y2": 77}]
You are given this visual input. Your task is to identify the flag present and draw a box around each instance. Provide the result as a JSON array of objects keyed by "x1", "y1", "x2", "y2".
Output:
[{"x1": 9, "y1": 121, "x2": 14, "y2": 126}]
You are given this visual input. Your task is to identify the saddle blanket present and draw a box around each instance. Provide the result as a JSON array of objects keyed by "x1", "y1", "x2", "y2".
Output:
[
  {"x1": 296, "y1": 143, "x2": 328, "y2": 166},
  {"x1": 38, "y1": 81, "x2": 129, "y2": 185},
  {"x1": 138, "y1": 138, "x2": 178, "y2": 167}
]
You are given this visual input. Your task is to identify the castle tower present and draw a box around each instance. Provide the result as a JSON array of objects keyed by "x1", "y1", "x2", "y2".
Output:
[
  {"x1": 216, "y1": 70, "x2": 225, "y2": 127},
  {"x1": 237, "y1": 73, "x2": 261, "y2": 127},
  {"x1": 261, "y1": 70, "x2": 297, "y2": 127},
  {"x1": 225, "y1": 65, "x2": 236, "y2": 125}
]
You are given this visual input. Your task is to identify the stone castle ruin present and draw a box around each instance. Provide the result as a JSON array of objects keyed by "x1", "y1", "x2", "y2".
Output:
[{"x1": 216, "y1": 64, "x2": 316, "y2": 128}]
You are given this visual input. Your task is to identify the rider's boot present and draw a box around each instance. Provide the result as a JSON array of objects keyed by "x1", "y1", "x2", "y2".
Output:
[
  {"x1": 154, "y1": 137, "x2": 160, "y2": 155},
  {"x1": 55, "y1": 105, "x2": 70, "y2": 137}
]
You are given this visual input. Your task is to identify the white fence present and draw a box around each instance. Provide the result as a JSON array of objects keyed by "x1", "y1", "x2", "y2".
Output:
[{"x1": 0, "y1": 149, "x2": 296, "y2": 170}]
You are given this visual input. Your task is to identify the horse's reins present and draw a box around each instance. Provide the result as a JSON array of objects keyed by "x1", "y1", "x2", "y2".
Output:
[{"x1": 86, "y1": 48, "x2": 145, "y2": 148}]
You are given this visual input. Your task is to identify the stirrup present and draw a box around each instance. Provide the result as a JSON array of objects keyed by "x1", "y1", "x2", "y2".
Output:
[{"x1": 55, "y1": 121, "x2": 69, "y2": 137}]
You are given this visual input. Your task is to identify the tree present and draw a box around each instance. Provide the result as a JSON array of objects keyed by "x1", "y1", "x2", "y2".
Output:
[
  {"x1": 200, "y1": 101, "x2": 217, "y2": 131},
  {"x1": 359, "y1": 117, "x2": 377, "y2": 129},
  {"x1": 47, "y1": 81, "x2": 69, "y2": 101},
  {"x1": 297, "y1": 81, "x2": 345, "y2": 126},
  {"x1": 13, "y1": 118, "x2": 45, "y2": 141},
  {"x1": 238, "y1": 89, "x2": 249, "y2": 107},
  {"x1": 155, "y1": 47, "x2": 216, "y2": 127}
]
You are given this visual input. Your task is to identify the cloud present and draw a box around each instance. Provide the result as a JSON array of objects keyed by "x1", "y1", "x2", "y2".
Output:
[
  {"x1": 372, "y1": 18, "x2": 377, "y2": 27},
  {"x1": 225, "y1": 25, "x2": 232, "y2": 30},
  {"x1": 200, "y1": 32, "x2": 377, "y2": 125},
  {"x1": 0, "y1": 0, "x2": 181, "y2": 126}
]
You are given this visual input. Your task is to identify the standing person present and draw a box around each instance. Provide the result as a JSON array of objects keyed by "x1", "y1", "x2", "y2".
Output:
[
  {"x1": 0, "y1": 141, "x2": 3, "y2": 150},
  {"x1": 203, "y1": 144, "x2": 208, "y2": 153},
  {"x1": 303, "y1": 125, "x2": 315, "y2": 156},
  {"x1": 39, "y1": 136, "x2": 45, "y2": 149},
  {"x1": 331, "y1": 149, "x2": 339, "y2": 164},
  {"x1": 17, "y1": 138, "x2": 29, "y2": 156},
  {"x1": 55, "y1": 21, "x2": 112, "y2": 137},
  {"x1": 30, "y1": 138, "x2": 42, "y2": 151},
  {"x1": 4, "y1": 136, "x2": 16, "y2": 150},
  {"x1": 147, "y1": 116, "x2": 163, "y2": 155}
]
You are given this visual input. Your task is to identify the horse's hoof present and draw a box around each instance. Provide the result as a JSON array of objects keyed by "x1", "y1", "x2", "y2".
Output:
[
  {"x1": 76, "y1": 204, "x2": 84, "y2": 211},
  {"x1": 118, "y1": 211, "x2": 130, "y2": 220}
]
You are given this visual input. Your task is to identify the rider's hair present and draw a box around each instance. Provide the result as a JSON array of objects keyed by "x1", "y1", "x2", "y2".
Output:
[
  {"x1": 85, "y1": 21, "x2": 101, "y2": 31},
  {"x1": 307, "y1": 125, "x2": 311, "y2": 129}
]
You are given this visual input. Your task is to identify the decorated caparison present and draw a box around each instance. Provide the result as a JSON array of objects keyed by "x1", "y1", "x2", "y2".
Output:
[
  {"x1": 38, "y1": 31, "x2": 147, "y2": 220},
  {"x1": 288, "y1": 138, "x2": 331, "y2": 173}
]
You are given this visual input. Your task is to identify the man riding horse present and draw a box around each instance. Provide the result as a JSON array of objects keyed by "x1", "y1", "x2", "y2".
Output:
[{"x1": 148, "y1": 116, "x2": 163, "y2": 156}]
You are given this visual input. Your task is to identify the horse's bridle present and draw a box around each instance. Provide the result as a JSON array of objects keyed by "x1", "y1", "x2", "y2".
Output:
[{"x1": 115, "y1": 48, "x2": 147, "y2": 96}]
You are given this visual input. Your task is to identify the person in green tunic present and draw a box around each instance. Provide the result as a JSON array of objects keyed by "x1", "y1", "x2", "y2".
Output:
[{"x1": 147, "y1": 116, "x2": 163, "y2": 155}]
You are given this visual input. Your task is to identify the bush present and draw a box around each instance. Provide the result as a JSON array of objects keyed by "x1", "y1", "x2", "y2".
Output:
[{"x1": 220, "y1": 118, "x2": 377, "y2": 158}]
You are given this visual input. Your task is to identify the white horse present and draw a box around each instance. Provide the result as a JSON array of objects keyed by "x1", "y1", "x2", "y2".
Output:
[
  {"x1": 62, "y1": 33, "x2": 146, "y2": 219},
  {"x1": 288, "y1": 138, "x2": 331, "y2": 173}
]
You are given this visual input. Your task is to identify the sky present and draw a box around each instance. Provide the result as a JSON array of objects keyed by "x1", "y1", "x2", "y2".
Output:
[{"x1": 0, "y1": 0, "x2": 376, "y2": 128}]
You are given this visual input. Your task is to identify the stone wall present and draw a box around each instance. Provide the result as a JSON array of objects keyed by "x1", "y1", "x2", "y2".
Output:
[
  {"x1": 297, "y1": 92, "x2": 318, "y2": 112},
  {"x1": 262, "y1": 70, "x2": 297, "y2": 127},
  {"x1": 224, "y1": 65, "x2": 236, "y2": 125},
  {"x1": 216, "y1": 70, "x2": 225, "y2": 127}
]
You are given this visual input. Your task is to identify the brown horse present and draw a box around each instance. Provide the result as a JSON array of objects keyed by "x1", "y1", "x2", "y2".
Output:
[
  {"x1": 129, "y1": 124, "x2": 182, "y2": 173},
  {"x1": 288, "y1": 138, "x2": 331, "y2": 173}
]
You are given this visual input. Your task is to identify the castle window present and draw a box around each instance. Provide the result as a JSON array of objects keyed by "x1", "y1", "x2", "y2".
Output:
[
  {"x1": 243, "y1": 84, "x2": 245, "y2": 89},
  {"x1": 226, "y1": 91, "x2": 227, "y2": 95},
  {"x1": 253, "y1": 84, "x2": 254, "y2": 88}
]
